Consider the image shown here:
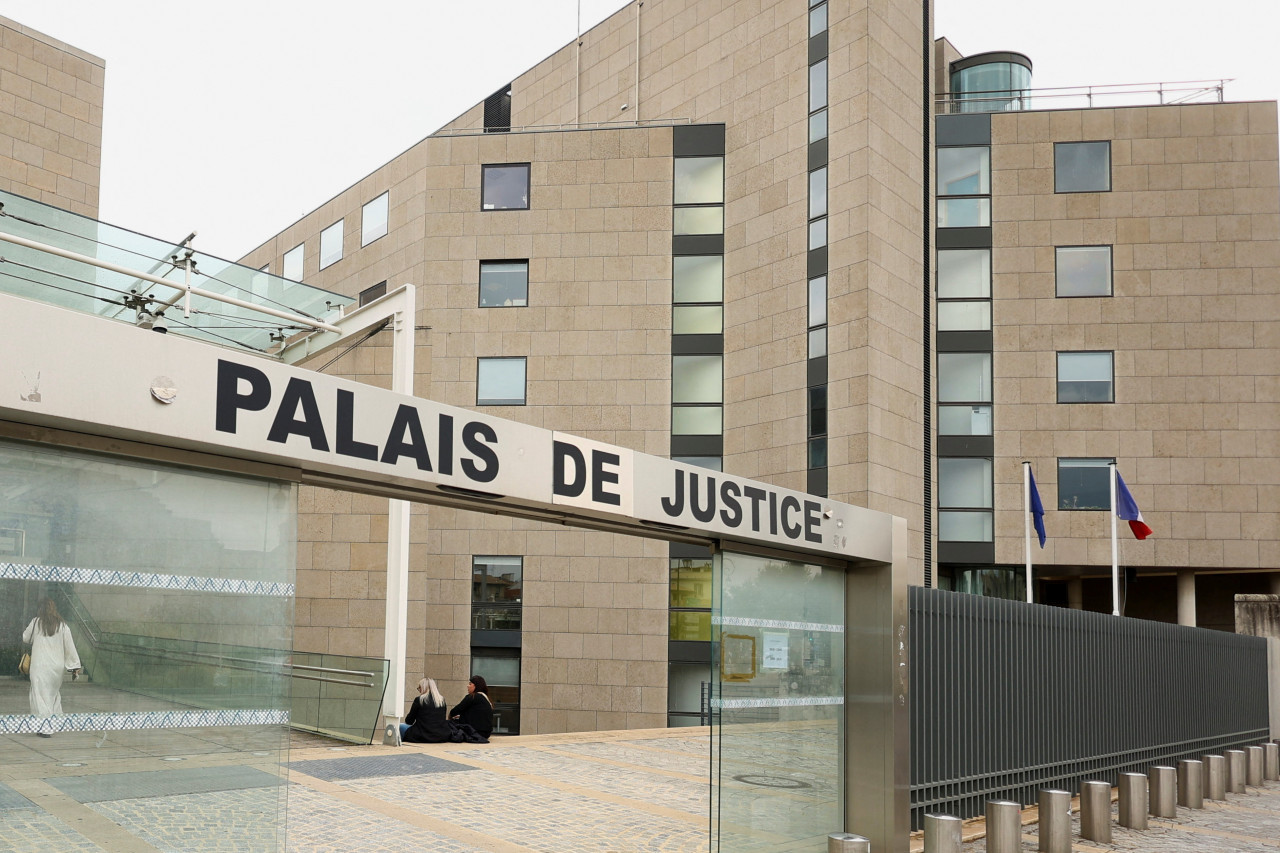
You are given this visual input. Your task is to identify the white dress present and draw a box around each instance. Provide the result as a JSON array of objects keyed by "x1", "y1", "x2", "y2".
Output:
[{"x1": 22, "y1": 618, "x2": 81, "y2": 721}]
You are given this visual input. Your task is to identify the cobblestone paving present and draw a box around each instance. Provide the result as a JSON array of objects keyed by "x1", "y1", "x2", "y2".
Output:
[
  {"x1": 281, "y1": 785, "x2": 489, "y2": 853},
  {"x1": 0, "y1": 808, "x2": 105, "y2": 851},
  {"x1": 86, "y1": 788, "x2": 286, "y2": 852}
]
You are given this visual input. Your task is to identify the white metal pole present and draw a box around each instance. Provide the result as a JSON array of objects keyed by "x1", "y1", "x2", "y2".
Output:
[
  {"x1": 1023, "y1": 462, "x2": 1033, "y2": 604},
  {"x1": 382, "y1": 283, "x2": 416, "y2": 720},
  {"x1": 1110, "y1": 462, "x2": 1120, "y2": 616}
]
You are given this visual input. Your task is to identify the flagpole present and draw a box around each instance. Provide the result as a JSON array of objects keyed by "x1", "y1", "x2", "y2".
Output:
[
  {"x1": 1109, "y1": 462, "x2": 1120, "y2": 616},
  {"x1": 1023, "y1": 461, "x2": 1033, "y2": 604}
]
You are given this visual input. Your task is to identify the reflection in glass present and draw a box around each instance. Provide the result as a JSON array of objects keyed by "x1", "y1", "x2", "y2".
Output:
[
  {"x1": 939, "y1": 510, "x2": 993, "y2": 541},
  {"x1": 1057, "y1": 351, "x2": 1113, "y2": 403},
  {"x1": 673, "y1": 304, "x2": 723, "y2": 335},
  {"x1": 1055, "y1": 142, "x2": 1111, "y2": 193},
  {"x1": 471, "y1": 556, "x2": 522, "y2": 630},
  {"x1": 1056, "y1": 246, "x2": 1112, "y2": 297},
  {"x1": 937, "y1": 249, "x2": 991, "y2": 298},
  {"x1": 954, "y1": 566, "x2": 1023, "y2": 599},
  {"x1": 937, "y1": 147, "x2": 990, "y2": 196},
  {"x1": 809, "y1": 167, "x2": 827, "y2": 219},
  {"x1": 808, "y1": 326, "x2": 827, "y2": 359},
  {"x1": 477, "y1": 357, "x2": 527, "y2": 405},
  {"x1": 809, "y1": 3, "x2": 827, "y2": 35},
  {"x1": 672, "y1": 456, "x2": 722, "y2": 471},
  {"x1": 674, "y1": 157, "x2": 725, "y2": 205},
  {"x1": 674, "y1": 206, "x2": 724, "y2": 236},
  {"x1": 808, "y1": 437, "x2": 828, "y2": 468},
  {"x1": 672, "y1": 355, "x2": 723, "y2": 403},
  {"x1": 938, "y1": 404, "x2": 993, "y2": 436},
  {"x1": 673, "y1": 256, "x2": 724, "y2": 302},
  {"x1": 1058, "y1": 458, "x2": 1113, "y2": 510},
  {"x1": 809, "y1": 109, "x2": 828, "y2": 143},
  {"x1": 808, "y1": 276, "x2": 828, "y2": 327},
  {"x1": 361, "y1": 192, "x2": 389, "y2": 246},
  {"x1": 809, "y1": 60, "x2": 828, "y2": 112},
  {"x1": 479, "y1": 261, "x2": 529, "y2": 307},
  {"x1": 939, "y1": 457, "x2": 993, "y2": 508},
  {"x1": 938, "y1": 352, "x2": 992, "y2": 402},
  {"x1": 482, "y1": 164, "x2": 531, "y2": 210},
  {"x1": 283, "y1": 243, "x2": 304, "y2": 282},
  {"x1": 937, "y1": 197, "x2": 991, "y2": 228},
  {"x1": 713, "y1": 551, "x2": 844, "y2": 851},
  {"x1": 951, "y1": 61, "x2": 1031, "y2": 112},
  {"x1": 672, "y1": 405, "x2": 723, "y2": 435},
  {"x1": 471, "y1": 650, "x2": 520, "y2": 735},
  {"x1": 938, "y1": 301, "x2": 991, "y2": 331},
  {"x1": 809, "y1": 217, "x2": 827, "y2": 249},
  {"x1": 319, "y1": 220, "x2": 343, "y2": 270}
]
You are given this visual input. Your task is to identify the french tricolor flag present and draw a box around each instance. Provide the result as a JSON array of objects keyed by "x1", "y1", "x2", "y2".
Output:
[{"x1": 1114, "y1": 470, "x2": 1153, "y2": 540}]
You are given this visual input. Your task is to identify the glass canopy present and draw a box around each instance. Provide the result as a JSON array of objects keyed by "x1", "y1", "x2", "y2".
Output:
[{"x1": 0, "y1": 190, "x2": 350, "y2": 353}]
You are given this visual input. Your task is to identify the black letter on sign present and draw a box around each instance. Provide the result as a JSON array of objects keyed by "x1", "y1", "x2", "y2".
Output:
[
  {"x1": 335, "y1": 389, "x2": 378, "y2": 461},
  {"x1": 461, "y1": 421, "x2": 499, "y2": 483},
  {"x1": 690, "y1": 472, "x2": 716, "y2": 523},
  {"x1": 592, "y1": 450, "x2": 622, "y2": 506},
  {"x1": 215, "y1": 360, "x2": 270, "y2": 434},
  {"x1": 381, "y1": 405, "x2": 433, "y2": 470},
  {"x1": 553, "y1": 441, "x2": 586, "y2": 498},
  {"x1": 660, "y1": 468, "x2": 685, "y2": 517},
  {"x1": 437, "y1": 414, "x2": 454, "y2": 476},
  {"x1": 719, "y1": 480, "x2": 743, "y2": 527},
  {"x1": 804, "y1": 500, "x2": 823, "y2": 543},
  {"x1": 780, "y1": 495, "x2": 802, "y2": 539},
  {"x1": 266, "y1": 378, "x2": 329, "y2": 451}
]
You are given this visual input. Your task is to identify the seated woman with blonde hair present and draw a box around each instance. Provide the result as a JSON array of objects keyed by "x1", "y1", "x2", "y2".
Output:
[{"x1": 399, "y1": 677, "x2": 452, "y2": 743}]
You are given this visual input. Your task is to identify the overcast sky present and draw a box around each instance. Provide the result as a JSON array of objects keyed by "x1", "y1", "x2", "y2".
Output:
[{"x1": 6, "y1": 1, "x2": 1279, "y2": 262}]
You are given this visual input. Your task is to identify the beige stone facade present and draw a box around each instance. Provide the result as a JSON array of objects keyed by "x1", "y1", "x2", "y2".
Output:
[{"x1": 0, "y1": 16, "x2": 103, "y2": 217}]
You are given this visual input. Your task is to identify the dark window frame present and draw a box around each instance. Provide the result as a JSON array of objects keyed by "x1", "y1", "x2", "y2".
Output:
[
  {"x1": 1057, "y1": 457, "x2": 1115, "y2": 511},
  {"x1": 471, "y1": 554, "x2": 523, "y2": 632},
  {"x1": 481, "y1": 162, "x2": 531, "y2": 211},
  {"x1": 1056, "y1": 350, "x2": 1115, "y2": 404},
  {"x1": 1055, "y1": 244, "x2": 1114, "y2": 298},
  {"x1": 478, "y1": 259, "x2": 530, "y2": 308},
  {"x1": 476, "y1": 356, "x2": 528, "y2": 406},
  {"x1": 1054, "y1": 140, "x2": 1112, "y2": 194}
]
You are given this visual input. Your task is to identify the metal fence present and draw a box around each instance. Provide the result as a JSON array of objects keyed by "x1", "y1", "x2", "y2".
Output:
[{"x1": 909, "y1": 587, "x2": 1269, "y2": 827}]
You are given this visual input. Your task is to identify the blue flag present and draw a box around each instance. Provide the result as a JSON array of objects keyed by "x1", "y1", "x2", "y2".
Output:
[{"x1": 1028, "y1": 467, "x2": 1046, "y2": 548}]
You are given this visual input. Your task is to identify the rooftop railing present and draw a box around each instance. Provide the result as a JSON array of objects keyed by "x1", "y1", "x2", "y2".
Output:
[{"x1": 937, "y1": 79, "x2": 1232, "y2": 114}]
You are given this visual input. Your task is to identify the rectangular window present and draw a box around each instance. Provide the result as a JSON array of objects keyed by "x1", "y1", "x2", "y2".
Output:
[
  {"x1": 937, "y1": 147, "x2": 990, "y2": 196},
  {"x1": 809, "y1": 2, "x2": 828, "y2": 35},
  {"x1": 809, "y1": 167, "x2": 828, "y2": 219},
  {"x1": 361, "y1": 192, "x2": 389, "y2": 246},
  {"x1": 470, "y1": 648, "x2": 520, "y2": 735},
  {"x1": 808, "y1": 386, "x2": 827, "y2": 436},
  {"x1": 1055, "y1": 141, "x2": 1111, "y2": 193},
  {"x1": 938, "y1": 352, "x2": 992, "y2": 403},
  {"x1": 1057, "y1": 351, "x2": 1113, "y2": 403},
  {"x1": 479, "y1": 261, "x2": 529, "y2": 307},
  {"x1": 673, "y1": 305, "x2": 723, "y2": 334},
  {"x1": 809, "y1": 60, "x2": 828, "y2": 112},
  {"x1": 482, "y1": 163, "x2": 530, "y2": 210},
  {"x1": 808, "y1": 327, "x2": 827, "y2": 359},
  {"x1": 938, "y1": 404, "x2": 993, "y2": 436},
  {"x1": 472, "y1": 555, "x2": 522, "y2": 631},
  {"x1": 670, "y1": 556, "x2": 713, "y2": 642},
  {"x1": 477, "y1": 357, "x2": 527, "y2": 405},
  {"x1": 674, "y1": 206, "x2": 724, "y2": 236},
  {"x1": 283, "y1": 243, "x2": 304, "y2": 282},
  {"x1": 358, "y1": 281, "x2": 387, "y2": 306},
  {"x1": 937, "y1": 249, "x2": 991, "y2": 298},
  {"x1": 809, "y1": 109, "x2": 828, "y2": 143},
  {"x1": 671, "y1": 456, "x2": 722, "y2": 472},
  {"x1": 672, "y1": 354, "x2": 723, "y2": 403},
  {"x1": 808, "y1": 276, "x2": 828, "y2": 327},
  {"x1": 672, "y1": 406, "x2": 723, "y2": 436},
  {"x1": 937, "y1": 301, "x2": 991, "y2": 331},
  {"x1": 319, "y1": 220, "x2": 344, "y2": 270},
  {"x1": 937, "y1": 197, "x2": 991, "y2": 228},
  {"x1": 674, "y1": 157, "x2": 724, "y2": 205},
  {"x1": 1056, "y1": 245, "x2": 1112, "y2": 298},
  {"x1": 809, "y1": 217, "x2": 827, "y2": 249},
  {"x1": 1058, "y1": 458, "x2": 1114, "y2": 511},
  {"x1": 938, "y1": 457, "x2": 993, "y2": 542},
  {"x1": 808, "y1": 437, "x2": 828, "y2": 468},
  {"x1": 672, "y1": 256, "x2": 724, "y2": 303}
]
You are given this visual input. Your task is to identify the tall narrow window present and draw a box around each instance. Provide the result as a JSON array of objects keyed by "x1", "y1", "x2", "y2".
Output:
[
  {"x1": 472, "y1": 556, "x2": 522, "y2": 631},
  {"x1": 673, "y1": 157, "x2": 724, "y2": 236},
  {"x1": 361, "y1": 193, "x2": 389, "y2": 246},
  {"x1": 938, "y1": 352, "x2": 993, "y2": 435},
  {"x1": 937, "y1": 146, "x2": 991, "y2": 228},
  {"x1": 672, "y1": 354, "x2": 723, "y2": 435},
  {"x1": 319, "y1": 220, "x2": 344, "y2": 270},
  {"x1": 808, "y1": 275, "x2": 828, "y2": 358},
  {"x1": 938, "y1": 457, "x2": 993, "y2": 542},
  {"x1": 937, "y1": 248, "x2": 992, "y2": 331}
]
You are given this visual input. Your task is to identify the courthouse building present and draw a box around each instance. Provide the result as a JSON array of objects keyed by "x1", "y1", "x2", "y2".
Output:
[{"x1": 0, "y1": 0, "x2": 1277, "y2": 742}]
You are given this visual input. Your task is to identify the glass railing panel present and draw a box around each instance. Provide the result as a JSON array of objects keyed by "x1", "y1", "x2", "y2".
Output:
[{"x1": 289, "y1": 651, "x2": 389, "y2": 744}]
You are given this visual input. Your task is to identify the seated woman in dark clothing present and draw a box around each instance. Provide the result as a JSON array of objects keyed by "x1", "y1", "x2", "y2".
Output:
[
  {"x1": 449, "y1": 674, "x2": 494, "y2": 738},
  {"x1": 399, "y1": 677, "x2": 452, "y2": 743}
]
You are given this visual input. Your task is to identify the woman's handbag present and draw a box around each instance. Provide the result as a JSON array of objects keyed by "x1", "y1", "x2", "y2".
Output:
[{"x1": 18, "y1": 653, "x2": 30, "y2": 676}]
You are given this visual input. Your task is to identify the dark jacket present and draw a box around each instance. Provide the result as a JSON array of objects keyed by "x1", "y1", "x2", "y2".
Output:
[
  {"x1": 403, "y1": 695, "x2": 452, "y2": 743},
  {"x1": 449, "y1": 691, "x2": 494, "y2": 737}
]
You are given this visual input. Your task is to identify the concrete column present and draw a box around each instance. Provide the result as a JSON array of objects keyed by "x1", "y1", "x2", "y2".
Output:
[
  {"x1": 1176, "y1": 570, "x2": 1196, "y2": 626},
  {"x1": 1037, "y1": 789, "x2": 1071, "y2": 853},
  {"x1": 1067, "y1": 578, "x2": 1083, "y2": 610}
]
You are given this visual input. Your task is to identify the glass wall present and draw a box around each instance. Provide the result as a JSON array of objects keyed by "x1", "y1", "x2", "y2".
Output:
[
  {"x1": 712, "y1": 551, "x2": 845, "y2": 852},
  {"x1": 0, "y1": 439, "x2": 295, "y2": 851},
  {"x1": 950, "y1": 59, "x2": 1031, "y2": 112}
]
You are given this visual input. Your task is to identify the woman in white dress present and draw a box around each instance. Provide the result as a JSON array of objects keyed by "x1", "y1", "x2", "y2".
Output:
[{"x1": 22, "y1": 597, "x2": 81, "y2": 738}]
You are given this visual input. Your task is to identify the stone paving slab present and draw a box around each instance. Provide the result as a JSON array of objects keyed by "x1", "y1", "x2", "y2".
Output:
[
  {"x1": 0, "y1": 781, "x2": 36, "y2": 810},
  {"x1": 46, "y1": 765, "x2": 282, "y2": 803},
  {"x1": 287, "y1": 752, "x2": 476, "y2": 781}
]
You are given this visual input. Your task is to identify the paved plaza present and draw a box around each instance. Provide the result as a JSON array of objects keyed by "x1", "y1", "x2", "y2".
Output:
[{"x1": 5, "y1": 715, "x2": 1280, "y2": 851}]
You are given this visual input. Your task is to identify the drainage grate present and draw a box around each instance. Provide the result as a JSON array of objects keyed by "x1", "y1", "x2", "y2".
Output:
[
  {"x1": 288, "y1": 753, "x2": 477, "y2": 781},
  {"x1": 46, "y1": 766, "x2": 282, "y2": 804}
]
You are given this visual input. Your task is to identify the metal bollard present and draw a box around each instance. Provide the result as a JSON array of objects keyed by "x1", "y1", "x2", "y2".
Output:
[
  {"x1": 1266, "y1": 742, "x2": 1280, "y2": 781},
  {"x1": 1037, "y1": 789, "x2": 1071, "y2": 853},
  {"x1": 828, "y1": 833, "x2": 870, "y2": 853},
  {"x1": 1149, "y1": 766, "x2": 1176, "y2": 818},
  {"x1": 1248, "y1": 746, "x2": 1264, "y2": 787},
  {"x1": 1079, "y1": 780, "x2": 1112, "y2": 843},
  {"x1": 1205, "y1": 754, "x2": 1227, "y2": 800},
  {"x1": 1178, "y1": 759, "x2": 1204, "y2": 808},
  {"x1": 1118, "y1": 773, "x2": 1148, "y2": 829},
  {"x1": 986, "y1": 800, "x2": 1021, "y2": 853},
  {"x1": 924, "y1": 814, "x2": 963, "y2": 853},
  {"x1": 1227, "y1": 749, "x2": 1247, "y2": 793}
]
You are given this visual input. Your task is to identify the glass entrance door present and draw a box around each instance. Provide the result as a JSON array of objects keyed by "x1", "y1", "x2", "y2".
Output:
[{"x1": 711, "y1": 550, "x2": 846, "y2": 851}]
